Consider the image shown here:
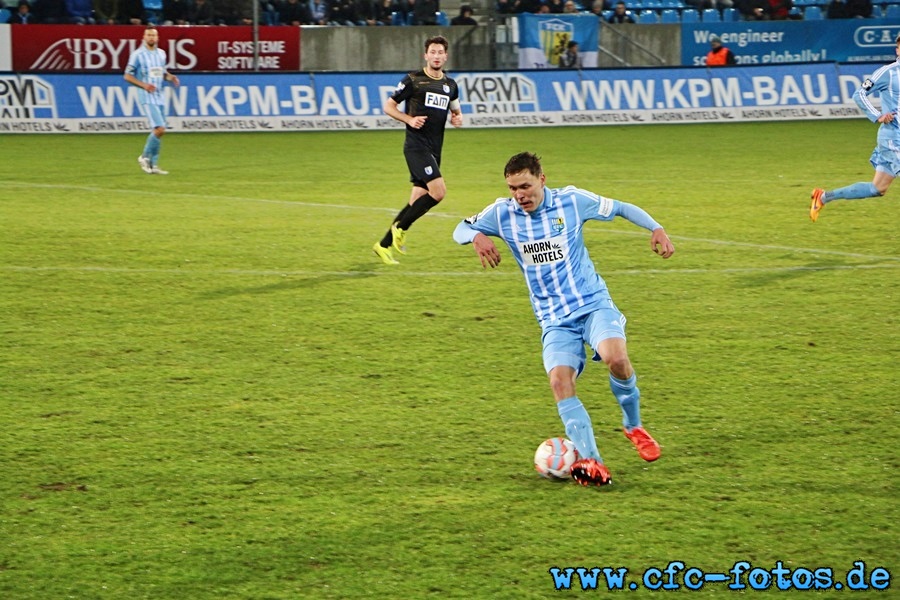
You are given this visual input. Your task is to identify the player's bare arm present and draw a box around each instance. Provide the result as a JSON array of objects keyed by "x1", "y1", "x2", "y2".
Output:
[
  {"x1": 165, "y1": 73, "x2": 180, "y2": 87},
  {"x1": 124, "y1": 73, "x2": 155, "y2": 93},
  {"x1": 384, "y1": 97, "x2": 426, "y2": 129},
  {"x1": 449, "y1": 99, "x2": 463, "y2": 128},
  {"x1": 650, "y1": 228, "x2": 675, "y2": 259},
  {"x1": 472, "y1": 233, "x2": 501, "y2": 269}
]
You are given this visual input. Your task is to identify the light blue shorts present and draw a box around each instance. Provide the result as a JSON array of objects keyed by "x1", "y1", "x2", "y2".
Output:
[
  {"x1": 142, "y1": 103, "x2": 168, "y2": 130},
  {"x1": 869, "y1": 136, "x2": 900, "y2": 177},
  {"x1": 540, "y1": 299, "x2": 627, "y2": 376}
]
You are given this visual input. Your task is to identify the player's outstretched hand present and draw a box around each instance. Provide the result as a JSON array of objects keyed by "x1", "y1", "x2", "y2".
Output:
[
  {"x1": 650, "y1": 228, "x2": 675, "y2": 259},
  {"x1": 473, "y1": 233, "x2": 501, "y2": 269}
]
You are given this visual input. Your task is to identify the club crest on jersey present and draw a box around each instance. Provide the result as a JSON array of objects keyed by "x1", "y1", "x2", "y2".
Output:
[
  {"x1": 443, "y1": 84, "x2": 450, "y2": 93},
  {"x1": 425, "y1": 166, "x2": 433, "y2": 175},
  {"x1": 518, "y1": 235, "x2": 567, "y2": 266},
  {"x1": 551, "y1": 217, "x2": 565, "y2": 234},
  {"x1": 425, "y1": 92, "x2": 449, "y2": 110}
]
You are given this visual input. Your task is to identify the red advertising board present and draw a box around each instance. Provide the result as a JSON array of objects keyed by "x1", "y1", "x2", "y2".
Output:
[{"x1": 12, "y1": 25, "x2": 300, "y2": 72}]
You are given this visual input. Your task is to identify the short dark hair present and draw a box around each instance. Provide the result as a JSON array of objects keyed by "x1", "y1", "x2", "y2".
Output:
[
  {"x1": 425, "y1": 36, "x2": 449, "y2": 52},
  {"x1": 504, "y1": 152, "x2": 543, "y2": 178}
]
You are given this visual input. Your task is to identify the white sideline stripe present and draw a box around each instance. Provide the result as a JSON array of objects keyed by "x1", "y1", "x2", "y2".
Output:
[
  {"x1": 3, "y1": 263, "x2": 898, "y2": 277},
  {"x1": 4, "y1": 181, "x2": 899, "y2": 262}
]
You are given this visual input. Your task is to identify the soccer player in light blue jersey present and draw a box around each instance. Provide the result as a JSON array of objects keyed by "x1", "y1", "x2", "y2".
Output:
[
  {"x1": 124, "y1": 26, "x2": 180, "y2": 176},
  {"x1": 810, "y1": 34, "x2": 900, "y2": 221},
  {"x1": 454, "y1": 152, "x2": 675, "y2": 487}
]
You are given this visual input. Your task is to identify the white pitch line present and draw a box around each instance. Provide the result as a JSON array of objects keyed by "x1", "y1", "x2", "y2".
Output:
[
  {"x1": 2, "y1": 263, "x2": 898, "y2": 278},
  {"x1": 3, "y1": 180, "x2": 899, "y2": 262}
]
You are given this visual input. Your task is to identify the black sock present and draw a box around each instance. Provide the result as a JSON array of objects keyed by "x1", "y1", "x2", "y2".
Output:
[
  {"x1": 397, "y1": 194, "x2": 439, "y2": 231},
  {"x1": 379, "y1": 204, "x2": 413, "y2": 248}
]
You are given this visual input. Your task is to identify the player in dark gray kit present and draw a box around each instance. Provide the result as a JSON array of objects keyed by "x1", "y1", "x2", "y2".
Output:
[{"x1": 373, "y1": 35, "x2": 464, "y2": 265}]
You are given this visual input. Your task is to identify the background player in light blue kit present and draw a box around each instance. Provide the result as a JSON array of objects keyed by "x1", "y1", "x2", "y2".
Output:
[
  {"x1": 124, "y1": 26, "x2": 180, "y2": 176},
  {"x1": 454, "y1": 152, "x2": 675, "y2": 487},
  {"x1": 810, "y1": 34, "x2": 900, "y2": 221}
]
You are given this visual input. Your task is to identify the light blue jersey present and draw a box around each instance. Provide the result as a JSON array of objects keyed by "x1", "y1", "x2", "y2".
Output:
[
  {"x1": 454, "y1": 185, "x2": 660, "y2": 328},
  {"x1": 125, "y1": 44, "x2": 168, "y2": 106},
  {"x1": 854, "y1": 61, "x2": 900, "y2": 139}
]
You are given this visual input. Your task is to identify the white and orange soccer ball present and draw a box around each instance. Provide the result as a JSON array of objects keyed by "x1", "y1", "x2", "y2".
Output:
[{"x1": 534, "y1": 437, "x2": 580, "y2": 479}]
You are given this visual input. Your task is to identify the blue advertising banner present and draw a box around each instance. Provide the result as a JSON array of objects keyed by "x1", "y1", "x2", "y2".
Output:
[
  {"x1": 683, "y1": 19, "x2": 900, "y2": 66},
  {"x1": 517, "y1": 14, "x2": 599, "y2": 69},
  {"x1": 0, "y1": 63, "x2": 881, "y2": 134}
]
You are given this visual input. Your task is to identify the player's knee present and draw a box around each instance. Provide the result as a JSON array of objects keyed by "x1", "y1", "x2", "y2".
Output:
[
  {"x1": 548, "y1": 369, "x2": 576, "y2": 399},
  {"x1": 605, "y1": 355, "x2": 633, "y2": 380}
]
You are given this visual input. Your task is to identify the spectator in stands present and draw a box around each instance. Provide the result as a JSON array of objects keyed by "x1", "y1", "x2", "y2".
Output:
[
  {"x1": 188, "y1": 0, "x2": 216, "y2": 22},
  {"x1": 736, "y1": 0, "x2": 768, "y2": 19},
  {"x1": 411, "y1": 0, "x2": 437, "y2": 24},
  {"x1": 827, "y1": 0, "x2": 871, "y2": 18},
  {"x1": 215, "y1": 0, "x2": 249, "y2": 24},
  {"x1": 162, "y1": 0, "x2": 188, "y2": 23},
  {"x1": 766, "y1": 0, "x2": 794, "y2": 19},
  {"x1": 12, "y1": 0, "x2": 35, "y2": 23},
  {"x1": 606, "y1": 1, "x2": 634, "y2": 22},
  {"x1": 33, "y1": 0, "x2": 69, "y2": 22},
  {"x1": 563, "y1": 0, "x2": 580, "y2": 11},
  {"x1": 308, "y1": 0, "x2": 327, "y2": 23},
  {"x1": 356, "y1": 0, "x2": 379, "y2": 25},
  {"x1": 686, "y1": 0, "x2": 732, "y2": 10},
  {"x1": 121, "y1": 0, "x2": 145, "y2": 22},
  {"x1": 375, "y1": 0, "x2": 396, "y2": 23},
  {"x1": 451, "y1": 3, "x2": 477, "y2": 23},
  {"x1": 496, "y1": 0, "x2": 513, "y2": 13},
  {"x1": 589, "y1": 0, "x2": 606, "y2": 18},
  {"x1": 328, "y1": 0, "x2": 360, "y2": 24},
  {"x1": 545, "y1": 0, "x2": 565, "y2": 12},
  {"x1": 93, "y1": 0, "x2": 119, "y2": 22},
  {"x1": 65, "y1": 0, "x2": 96, "y2": 22},
  {"x1": 558, "y1": 40, "x2": 581, "y2": 68},
  {"x1": 279, "y1": 0, "x2": 312, "y2": 23},
  {"x1": 706, "y1": 34, "x2": 736, "y2": 65},
  {"x1": 511, "y1": 0, "x2": 542, "y2": 13}
]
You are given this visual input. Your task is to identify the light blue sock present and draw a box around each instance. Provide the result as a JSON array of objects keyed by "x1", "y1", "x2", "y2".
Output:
[
  {"x1": 147, "y1": 134, "x2": 161, "y2": 166},
  {"x1": 141, "y1": 132, "x2": 157, "y2": 160},
  {"x1": 610, "y1": 373, "x2": 641, "y2": 430},
  {"x1": 557, "y1": 396, "x2": 601, "y2": 461},
  {"x1": 824, "y1": 182, "x2": 879, "y2": 202}
]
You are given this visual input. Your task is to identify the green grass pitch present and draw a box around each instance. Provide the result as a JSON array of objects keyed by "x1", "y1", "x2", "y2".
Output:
[{"x1": 1, "y1": 121, "x2": 898, "y2": 598}]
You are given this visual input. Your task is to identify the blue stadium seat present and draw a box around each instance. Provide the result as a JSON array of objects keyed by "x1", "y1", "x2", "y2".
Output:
[
  {"x1": 638, "y1": 9, "x2": 659, "y2": 22},
  {"x1": 702, "y1": 8, "x2": 720, "y2": 20},
  {"x1": 436, "y1": 11, "x2": 448, "y2": 25},
  {"x1": 722, "y1": 7, "x2": 738, "y2": 20},
  {"x1": 660, "y1": 8, "x2": 679, "y2": 21},
  {"x1": 871, "y1": 5, "x2": 882, "y2": 17},
  {"x1": 390, "y1": 11, "x2": 406, "y2": 25},
  {"x1": 886, "y1": 4, "x2": 900, "y2": 17},
  {"x1": 660, "y1": 0, "x2": 684, "y2": 7},
  {"x1": 804, "y1": 5, "x2": 823, "y2": 18},
  {"x1": 0, "y1": 8, "x2": 10, "y2": 23},
  {"x1": 680, "y1": 8, "x2": 699, "y2": 21}
]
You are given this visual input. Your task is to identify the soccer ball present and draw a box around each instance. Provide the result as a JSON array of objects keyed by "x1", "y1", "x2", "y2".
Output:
[{"x1": 534, "y1": 437, "x2": 580, "y2": 479}]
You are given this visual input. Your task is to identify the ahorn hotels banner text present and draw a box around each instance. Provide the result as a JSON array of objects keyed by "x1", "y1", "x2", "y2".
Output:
[{"x1": 0, "y1": 63, "x2": 879, "y2": 134}]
